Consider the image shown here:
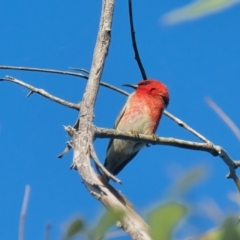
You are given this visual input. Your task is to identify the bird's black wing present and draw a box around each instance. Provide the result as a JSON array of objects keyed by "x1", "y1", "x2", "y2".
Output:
[
  {"x1": 106, "y1": 94, "x2": 133, "y2": 153},
  {"x1": 110, "y1": 145, "x2": 142, "y2": 175}
]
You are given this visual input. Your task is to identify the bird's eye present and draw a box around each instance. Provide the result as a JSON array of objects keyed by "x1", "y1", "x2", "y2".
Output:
[
  {"x1": 151, "y1": 88, "x2": 156, "y2": 91},
  {"x1": 139, "y1": 81, "x2": 150, "y2": 86}
]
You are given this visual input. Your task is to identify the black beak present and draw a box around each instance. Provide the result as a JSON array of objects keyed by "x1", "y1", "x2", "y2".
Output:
[{"x1": 122, "y1": 83, "x2": 138, "y2": 89}]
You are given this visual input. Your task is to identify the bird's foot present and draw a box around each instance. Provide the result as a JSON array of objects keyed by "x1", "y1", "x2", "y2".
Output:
[
  {"x1": 131, "y1": 130, "x2": 139, "y2": 138},
  {"x1": 151, "y1": 133, "x2": 159, "y2": 140},
  {"x1": 151, "y1": 133, "x2": 159, "y2": 145}
]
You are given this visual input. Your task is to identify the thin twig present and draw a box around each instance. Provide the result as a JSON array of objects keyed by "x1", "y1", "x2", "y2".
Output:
[
  {"x1": 0, "y1": 76, "x2": 80, "y2": 110},
  {"x1": 206, "y1": 97, "x2": 240, "y2": 141},
  {"x1": 218, "y1": 148, "x2": 240, "y2": 192},
  {"x1": 128, "y1": 0, "x2": 147, "y2": 80},
  {"x1": 90, "y1": 144, "x2": 121, "y2": 183},
  {"x1": 164, "y1": 110, "x2": 210, "y2": 143},
  {"x1": 19, "y1": 185, "x2": 31, "y2": 240},
  {"x1": 69, "y1": 67, "x2": 90, "y2": 74},
  {"x1": 0, "y1": 65, "x2": 129, "y2": 96},
  {"x1": 0, "y1": 65, "x2": 88, "y2": 79},
  {"x1": 57, "y1": 141, "x2": 73, "y2": 158}
]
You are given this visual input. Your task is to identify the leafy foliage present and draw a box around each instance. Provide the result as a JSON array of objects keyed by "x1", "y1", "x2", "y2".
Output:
[
  {"x1": 64, "y1": 218, "x2": 84, "y2": 240},
  {"x1": 162, "y1": 0, "x2": 239, "y2": 25},
  {"x1": 147, "y1": 202, "x2": 187, "y2": 239}
]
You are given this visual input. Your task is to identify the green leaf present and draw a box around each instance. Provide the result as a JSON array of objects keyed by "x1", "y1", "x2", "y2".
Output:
[
  {"x1": 200, "y1": 218, "x2": 240, "y2": 240},
  {"x1": 147, "y1": 202, "x2": 187, "y2": 240},
  {"x1": 162, "y1": 0, "x2": 239, "y2": 25},
  {"x1": 64, "y1": 218, "x2": 84, "y2": 240},
  {"x1": 221, "y1": 218, "x2": 240, "y2": 240},
  {"x1": 89, "y1": 211, "x2": 124, "y2": 240}
]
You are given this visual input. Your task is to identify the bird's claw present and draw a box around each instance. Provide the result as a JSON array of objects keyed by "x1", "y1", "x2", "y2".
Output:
[
  {"x1": 151, "y1": 134, "x2": 159, "y2": 145},
  {"x1": 131, "y1": 130, "x2": 139, "y2": 138},
  {"x1": 151, "y1": 133, "x2": 159, "y2": 140}
]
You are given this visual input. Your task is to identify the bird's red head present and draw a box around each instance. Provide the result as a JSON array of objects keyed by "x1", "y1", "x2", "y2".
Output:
[{"x1": 135, "y1": 79, "x2": 169, "y2": 107}]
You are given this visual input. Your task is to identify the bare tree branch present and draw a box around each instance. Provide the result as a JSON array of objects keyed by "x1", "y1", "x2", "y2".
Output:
[
  {"x1": 57, "y1": 141, "x2": 73, "y2": 159},
  {"x1": 0, "y1": 70, "x2": 211, "y2": 146},
  {"x1": 218, "y1": 148, "x2": 240, "y2": 192},
  {"x1": 128, "y1": 0, "x2": 147, "y2": 80},
  {"x1": 163, "y1": 110, "x2": 210, "y2": 143},
  {"x1": 69, "y1": 67, "x2": 90, "y2": 74},
  {"x1": 95, "y1": 126, "x2": 240, "y2": 193},
  {"x1": 1, "y1": 1, "x2": 239, "y2": 238},
  {"x1": 95, "y1": 127, "x2": 218, "y2": 155},
  {"x1": 70, "y1": 1, "x2": 152, "y2": 239},
  {"x1": 90, "y1": 144, "x2": 121, "y2": 183},
  {"x1": 0, "y1": 65, "x2": 129, "y2": 96},
  {"x1": 19, "y1": 185, "x2": 30, "y2": 240},
  {"x1": 0, "y1": 65, "x2": 88, "y2": 78},
  {"x1": 2, "y1": 62, "x2": 238, "y2": 199},
  {"x1": 0, "y1": 76, "x2": 80, "y2": 110}
]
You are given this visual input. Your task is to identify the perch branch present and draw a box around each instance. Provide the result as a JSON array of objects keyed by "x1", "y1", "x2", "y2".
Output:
[
  {"x1": 0, "y1": 71, "x2": 209, "y2": 145},
  {"x1": 2, "y1": 64, "x2": 238, "y2": 197},
  {"x1": 128, "y1": 0, "x2": 147, "y2": 80},
  {"x1": 95, "y1": 127, "x2": 240, "y2": 193},
  {"x1": 0, "y1": 76, "x2": 80, "y2": 110},
  {"x1": 95, "y1": 127, "x2": 218, "y2": 155},
  {"x1": 0, "y1": 65, "x2": 209, "y2": 144}
]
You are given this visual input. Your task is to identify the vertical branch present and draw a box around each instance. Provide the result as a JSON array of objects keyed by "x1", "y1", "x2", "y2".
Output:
[
  {"x1": 128, "y1": 0, "x2": 147, "y2": 80},
  {"x1": 19, "y1": 185, "x2": 31, "y2": 240},
  {"x1": 73, "y1": 0, "x2": 114, "y2": 184},
  {"x1": 70, "y1": 1, "x2": 152, "y2": 239}
]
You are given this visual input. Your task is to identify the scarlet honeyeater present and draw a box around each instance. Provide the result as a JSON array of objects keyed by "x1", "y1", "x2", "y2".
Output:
[{"x1": 104, "y1": 79, "x2": 169, "y2": 179}]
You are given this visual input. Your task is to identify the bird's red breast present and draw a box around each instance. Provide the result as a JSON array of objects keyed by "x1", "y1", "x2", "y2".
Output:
[{"x1": 104, "y1": 79, "x2": 169, "y2": 178}]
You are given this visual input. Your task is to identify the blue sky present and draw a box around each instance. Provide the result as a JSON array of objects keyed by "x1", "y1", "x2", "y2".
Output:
[{"x1": 1, "y1": 0, "x2": 240, "y2": 239}]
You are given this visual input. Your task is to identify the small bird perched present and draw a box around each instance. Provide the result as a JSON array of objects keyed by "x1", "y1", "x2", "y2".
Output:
[{"x1": 104, "y1": 79, "x2": 169, "y2": 180}]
